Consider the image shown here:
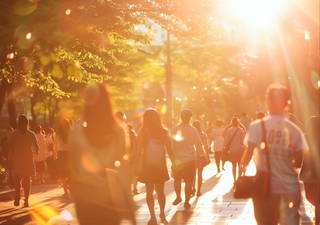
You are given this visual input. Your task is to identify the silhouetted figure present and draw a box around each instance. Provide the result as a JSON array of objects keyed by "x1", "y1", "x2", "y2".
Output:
[
  {"x1": 69, "y1": 83, "x2": 135, "y2": 225},
  {"x1": 45, "y1": 127, "x2": 60, "y2": 181},
  {"x1": 300, "y1": 116, "x2": 320, "y2": 225},
  {"x1": 132, "y1": 108, "x2": 175, "y2": 225},
  {"x1": 8, "y1": 115, "x2": 39, "y2": 207},
  {"x1": 171, "y1": 109, "x2": 207, "y2": 209},
  {"x1": 225, "y1": 116, "x2": 245, "y2": 183},
  {"x1": 256, "y1": 112, "x2": 266, "y2": 119},
  {"x1": 210, "y1": 120, "x2": 224, "y2": 172},
  {"x1": 242, "y1": 84, "x2": 308, "y2": 225},
  {"x1": 33, "y1": 124, "x2": 47, "y2": 184},
  {"x1": 54, "y1": 118, "x2": 72, "y2": 197},
  {"x1": 192, "y1": 120, "x2": 210, "y2": 196},
  {"x1": 127, "y1": 124, "x2": 139, "y2": 195}
]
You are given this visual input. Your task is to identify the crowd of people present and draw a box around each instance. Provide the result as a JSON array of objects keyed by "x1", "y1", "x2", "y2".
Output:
[{"x1": 0, "y1": 83, "x2": 319, "y2": 225}]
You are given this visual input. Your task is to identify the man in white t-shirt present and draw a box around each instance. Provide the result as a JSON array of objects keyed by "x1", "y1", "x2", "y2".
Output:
[
  {"x1": 242, "y1": 84, "x2": 308, "y2": 225},
  {"x1": 171, "y1": 109, "x2": 206, "y2": 209}
]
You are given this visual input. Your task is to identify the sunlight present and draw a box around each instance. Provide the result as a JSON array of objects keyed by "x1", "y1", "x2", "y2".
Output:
[{"x1": 231, "y1": 0, "x2": 285, "y2": 28}]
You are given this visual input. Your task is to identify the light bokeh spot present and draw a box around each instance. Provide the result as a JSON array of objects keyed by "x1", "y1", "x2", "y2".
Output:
[
  {"x1": 289, "y1": 202, "x2": 293, "y2": 208},
  {"x1": 60, "y1": 210, "x2": 73, "y2": 221},
  {"x1": 114, "y1": 160, "x2": 121, "y2": 167},
  {"x1": 260, "y1": 142, "x2": 265, "y2": 150},
  {"x1": 65, "y1": 9, "x2": 71, "y2": 15}
]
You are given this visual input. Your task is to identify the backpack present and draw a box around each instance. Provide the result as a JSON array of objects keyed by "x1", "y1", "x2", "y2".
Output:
[{"x1": 145, "y1": 129, "x2": 165, "y2": 166}]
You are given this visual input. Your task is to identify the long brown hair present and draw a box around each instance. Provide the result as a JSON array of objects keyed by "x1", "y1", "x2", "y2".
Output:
[
  {"x1": 141, "y1": 108, "x2": 163, "y2": 138},
  {"x1": 83, "y1": 83, "x2": 118, "y2": 147}
]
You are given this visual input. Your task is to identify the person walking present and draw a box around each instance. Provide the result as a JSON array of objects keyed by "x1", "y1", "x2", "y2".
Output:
[
  {"x1": 69, "y1": 83, "x2": 135, "y2": 225},
  {"x1": 171, "y1": 109, "x2": 207, "y2": 209},
  {"x1": 54, "y1": 118, "x2": 72, "y2": 197},
  {"x1": 225, "y1": 116, "x2": 245, "y2": 183},
  {"x1": 127, "y1": 124, "x2": 139, "y2": 195},
  {"x1": 191, "y1": 120, "x2": 210, "y2": 196},
  {"x1": 45, "y1": 127, "x2": 60, "y2": 182},
  {"x1": 132, "y1": 108, "x2": 175, "y2": 225},
  {"x1": 240, "y1": 112, "x2": 250, "y2": 131},
  {"x1": 210, "y1": 120, "x2": 224, "y2": 173},
  {"x1": 222, "y1": 114, "x2": 246, "y2": 170},
  {"x1": 33, "y1": 124, "x2": 47, "y2": 184},
  {"x1": 300, "y1": 116, "x2": 319, "y2": 225},
  {"x1": 241, "y1": 84, "x2": 308, "y2": 225},
  {"x1": 7, "y1": 115, "x2": 39, "y2": 207}
]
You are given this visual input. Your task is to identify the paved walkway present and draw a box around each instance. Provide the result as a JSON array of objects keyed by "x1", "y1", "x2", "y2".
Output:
[{"x1": 0, "y1": 154, "x2": 316, "y2": 224}]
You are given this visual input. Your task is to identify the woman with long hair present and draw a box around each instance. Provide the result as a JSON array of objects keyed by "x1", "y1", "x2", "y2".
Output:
[
  {"x1": 54, "y1": 118, "x2": 72, "y2": 197},
  {"x1": 33, "y1": 124, "x2": 47, "y2": 184},
  {"x1": 300, "y1": 116, "x2": 320, "y2": 225},
  {"x1": 191, "y1": 120, "x2": 210, "y2": 196},
  {"x1": 45, "y1": 127, "x2": 60, "y2": 181},
  {"x1": 132, "y1": 108, "x2": 175, "y2": 225},
  {"x1": 8, "y1": 114, "x2": 39, "y2": 207},
  {"x1": 225, "y1": 116, "x2": 245, "y2": 183},
  {"x1": 69, "y1": 83, "x2": 135, "y2": 225}
]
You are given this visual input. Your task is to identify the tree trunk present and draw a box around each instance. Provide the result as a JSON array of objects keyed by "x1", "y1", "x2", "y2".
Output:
[
  {"x1": 30, "y1": 90, "x2": 38, "y2": 127},
  {"x1": 7, "y1": 82, "x2": 17, "y2": 129},
  {"x1": 0, "y1": 79, "x2": 8, "y2": 113}
]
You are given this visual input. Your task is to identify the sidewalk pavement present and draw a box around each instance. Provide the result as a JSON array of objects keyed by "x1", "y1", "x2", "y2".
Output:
[{"x1": 0, "y1": 154, "x2": 316, "y2": 225}]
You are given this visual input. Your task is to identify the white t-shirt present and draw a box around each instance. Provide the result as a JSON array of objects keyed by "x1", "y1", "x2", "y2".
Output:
[
  {"x1": 210, "y1": 128, "x2": 224, "y2": 152},
  {"x1": 171, "y1": 125, "x2": 205, "y2": 164},
  {"x1": 245, "y1": 115, "x2": 309, "y2": 193}
]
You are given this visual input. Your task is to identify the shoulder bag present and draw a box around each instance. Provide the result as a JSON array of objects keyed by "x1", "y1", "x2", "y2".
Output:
[
  {"x1": 234, "y1": 120, "x2": 270, "y2": 199},
  {"x1": 221, "y1": 128, "x2": 239, "y2": 162}
]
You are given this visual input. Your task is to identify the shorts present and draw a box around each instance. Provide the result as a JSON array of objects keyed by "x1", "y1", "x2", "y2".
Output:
[
  {"x1": 252, "y1": 191, "x2": 301, "y2": 225},
  {"x1": 173, "y1": 160, "x2": 195, "y2": 182}
]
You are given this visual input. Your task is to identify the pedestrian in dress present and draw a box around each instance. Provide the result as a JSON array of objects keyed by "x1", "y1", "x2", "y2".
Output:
[
  {"x1": 171, "y1": 109, "x2": 207, "y2": 209},
  {"x1": 132, "y1": 108, "x2": 175, "y2": 225},
  {"x1": 241, "y1": 84, "x2": 308, "y2": 225},
  {"x1": 7, "y1": 114, "x2": 39, "y2": 207},
  {"x1": 225, "y1": 116, "x2": 245, "y2": 183},
  {"x1": 210, "y1": 119, "x2": 224, "y2": 173},
  {"x1": 45, "y1": 127, "x2": 60, "y2": 181},
  {"x1": 191, "y1": 120, "x2": 210, "y2": 196},
  {"x1": 69, "y1": 83, "x2": 135, "y2": 225},
  {"x1": 54, "y1": 118, "x2": 72, "y2": 197},
  {"x1": 128, "y1": 124, "x2": 139, "y2": 195},
  {"x1": 33, "y1": 124, "x2": 47, "y2": 184},
  {"x1": 300, "y1": 116, "x2": 319, "y2": 225}
]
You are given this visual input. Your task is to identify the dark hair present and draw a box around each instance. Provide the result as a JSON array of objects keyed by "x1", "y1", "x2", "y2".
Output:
[
  {"x1": 181, "y1": 109, "x2": 192, "y2": 123},
  {"x1": 18, "y1": 114, "x2": 29, "y2": 134},
  {"x1": 231, "y1": 116, "x2": 240, "y2": 127},
  {"x1": 45, "y1": 127, "x2": 54, "y2": 135},
  {"x1": 192, "y1": 120, "x2": 202, "y2": 133},
  {"x1": 257, "y1": 112, "x2": 265, "y2": 119},
  {"x1": 215, "y1": 119, "x2": 223, "y2": 128},
  {"x1": 233, "y1": 114, "x2": 240, "y2": 119},
  {"x1": 141, "y1": 108, "x2": 163, "y2": 139},
  {"x1": 33, "y1": 124, "x2": 42, "y2": 134},
  {"x1": 266, "y1": 84, "x2": 291, "y2": 111},
  {"x1": 56, "y1": 118, "x2": 71, "y2": 144},
  {"x1": 83, "y1": 83, "x2": 118, "y2": 147},
  {"x1": 205, "y1": 121, "x2": 213, "y2": 133}
]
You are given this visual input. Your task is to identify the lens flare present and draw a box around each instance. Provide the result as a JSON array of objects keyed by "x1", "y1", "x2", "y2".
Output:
[
  {"x1": 172, "y1": 130, "x2": 184, "y2": 142},
  {"x1": 80, "y1": 152, "x2": 102, "y2": 174},
  {"x1": 114, "y1": 160, "x2": 121, "y2": 167},
  {"x1": 175, "y1": 159, "x2": 181, "y2": 165},
  {"x1": 304, "y1": 33, "x2": 310, "y2": 40},
  {"x1": 26, "y1": 32, "x2": 32, "y2": 39},
  {"x1": 14, "y1": 0, "x2": 38, "y2": 16},
  {"x1": 161, "y1": 104, "x2": 167, "y2": 115},
  {"x1": 289, "y1": 202, "x2": 293, "y2": 208},
  {"x1": 7, "y1": 53, "x2": 14, "y2": 59},
  {"x1": 123, "y1": 154, "x2": 129, "y2": 160},
  {"x1": 60, "y1": 210, "x2": 73, "y2": 221},
  {"x1": 260, "y1": 142, "x2": 265, "y2": 150},
  {"x1": 83, "y1": 121, "x2": 87, "y2": 127},
  {"x1": 311, "y1": 71, "x2": 319, "y2": 89},
  {"x1": 65, "y1": 9, "x2": 71, "y2": 15}
]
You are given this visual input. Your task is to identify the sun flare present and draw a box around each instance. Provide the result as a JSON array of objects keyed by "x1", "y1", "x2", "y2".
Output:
[{"x1": 231, "y1": 0, "x2": 285, "y2": 28}]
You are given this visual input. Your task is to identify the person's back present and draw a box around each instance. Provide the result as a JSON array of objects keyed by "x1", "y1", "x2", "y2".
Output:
[
  {"x1": 225, "y1": 127, "x2": 245, "y2": 153},
  {"x1": 34, "y1": 133, "x2": 47, "y2": 162},
  {"x1": 171, "y1": 125, "x2": 202, "y2": 163},
  {"x1": 248, "y1": 115, "x2": 306, "y2": 193}
]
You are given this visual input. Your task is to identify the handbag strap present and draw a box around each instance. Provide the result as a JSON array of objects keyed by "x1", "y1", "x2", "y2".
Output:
[{"x1": 227, "y1": 128, "x2": 239, "y2": 146}]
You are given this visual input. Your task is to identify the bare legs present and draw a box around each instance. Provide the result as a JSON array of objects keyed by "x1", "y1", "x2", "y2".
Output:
[
  {"x1": 37, "y1": 172, "x2": 45, "y2": 184},
  {"x1": 192, "y1": 167, "x2": 204, "y2": 196},
  {"x1": 173, "y1": 179, "x2": 182, "y2": 205},
  {"x1": 231, "y1": 162, "x2": 243, "y2": 183},
  {"x1": 214, "y1": 151, "x2": 222, "y2": 172},
  {"x1": 14, "y1": 174, "x2": 31, "y2": 207},
  {"x1": 132, "y1": 174, "x2": 139, "y2": 194},
  {"x1": 146, "y1": 182, "x2": 168, "y2": 225}
]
